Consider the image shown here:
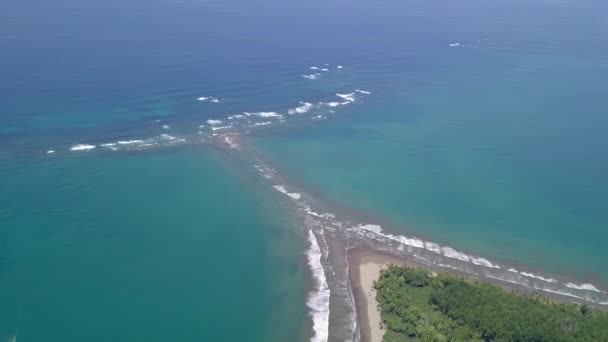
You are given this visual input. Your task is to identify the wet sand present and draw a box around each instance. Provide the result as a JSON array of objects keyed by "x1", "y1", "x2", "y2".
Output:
[{"x1": 349, "y1": 249, "x2": 414, "y2": 342}]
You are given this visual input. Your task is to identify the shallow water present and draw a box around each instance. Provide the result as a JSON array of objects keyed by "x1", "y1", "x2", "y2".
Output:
[{"x1": 0, "y1": 149, "x2": 308, "y2": 341}]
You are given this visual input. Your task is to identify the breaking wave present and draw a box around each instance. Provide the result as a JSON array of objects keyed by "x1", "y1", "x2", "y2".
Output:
[
  {"x1": 272, "y1": 185, "x2": 302, "y2": 200},
  {"x1": 45, "y1": 74, "x2": 373, "y2": 157},
  {"x1": 288, "y1": 102, "x2": 314, "y2": 115},
  {"x1": 253, "y1": 160, "x2": 608, "y2": 311},
  {"x1": 306, "y1": 229, "x2": 330, "y2": 342},
  {"x1": 248, "y1": 111, "x2": 283, "y2": 119},
  {"x1": 302, "y1": 74, "x2": 321, "y2": 80},
  {"x1": 197, "y1": 96, "x2": 220, "y2": 103},
  {"x1": 70, "y1": 144, "x2": 96, "y2": 151}
]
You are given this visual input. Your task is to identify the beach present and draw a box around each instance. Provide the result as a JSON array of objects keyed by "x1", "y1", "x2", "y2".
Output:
[
  {"x1": 348, "y1": 246, "x2": 608, "y2": 342},
  {"x1": 349, "y1": 249, "x2": 413, "y2": 342}
]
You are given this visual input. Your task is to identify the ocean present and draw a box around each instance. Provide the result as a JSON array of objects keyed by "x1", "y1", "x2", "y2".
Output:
[
  {"x1": 0, "y1": 148, "x2": 309, "y2": 341},
  {"x1": 2, "y1": 0, "x2": 608, "y2": 340}
]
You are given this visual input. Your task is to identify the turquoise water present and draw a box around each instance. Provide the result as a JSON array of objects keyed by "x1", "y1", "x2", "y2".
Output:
[
  {"x1": 254, "y1": 48, "x2": 608, "y2": 281},
  {"x1": 0, "y1": 149, "x2": 308, "y2": 341},
  {"x1": 2, "y1": 0, "x2": 608, "y2": 340}
]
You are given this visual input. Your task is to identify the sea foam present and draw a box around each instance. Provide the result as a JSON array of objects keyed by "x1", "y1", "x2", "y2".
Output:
[
  {"x1": 272, "y1": 185, "x2": 301, "y2": 200},
  {"x1": 250, "y1": 111, "x2": 282, "y2": 118},
  {"x1": 251, "y1": 121, "x2": 272, "y2": 127},
  {"x1": 306, "y1": 230, "x2": 330, "y2": 342},
  {"x1": 354, "y1": 224, "x2": 501, "y2": 268},
  {"x1": 565, "y1": 282, "x2": 603, "y2": 292},
  {"x1": 160, "y1": 134, "x2": 176, "y2": 140},
  {"x1": 198, "y1": 96, "x2": 220, "y2": 103},
  {"x1": 211, "y1": 125, "x2": 233, "y2": 131},
  {"x1": 520, "y1": 272, "x2": 558, "y2": 284},
  {"x1": 336, "y1": 93, "x2": 356, "y2": 102},
  {"x1": 70, "y1": 144, "x2": 96, "y2": 151},
  {"x1": 288, "y1": 102, "x2": 314, "y2": 115},
  {"x1": 352, "y1": 224, "x2": 608, "y2": 302},
  {"x1": 302, "y1": 74, "x2": 320, "y2": 80},
  {"x1": 117, "y1": 140, "x2": 144, "y2": 145}
]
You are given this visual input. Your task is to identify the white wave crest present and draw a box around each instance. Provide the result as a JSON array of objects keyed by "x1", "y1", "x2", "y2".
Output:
[
  {"x1": 358, "y1": 224, "x2": 383, "y2": 234},
  {"x1": 207, "y1": 119, "x2": 223, "y2": 125},
  {"x1": 336, "y1": 93, "x2": 356, "y2": 102},
  {"x1": 355, "y1": 89, "x2": 371, "y2": 95},
  {"x1": 162, "y1": 124, "x2": 170, "y2": 130},
  {"x1": 520, "y1": 272, "x2": 558, "y2": 284},
  {"x1": 288, "y1": 102, "x2": 314, "y2": 115},
  {"x1": 211, "y1": 125, "x2": 233, "y2": 131},
  {"x1": 470, "y1": 257, "x2": 498, "y2": 268},
  {"x1": 441, "y1": 247, "x2": 470, "y2": 262},
  {"x1": 302, "y1": 74, "x2": 320, "y2": 80},
  {"x1": 70, "y1": 144, "x2": 96, "y2": 151},
  {"x1": 251, "y1": 121, "x2": 272, "y2": 127},
  {"x1": 449, "y1": 42, "x2": 462, "y2": 47},
  {"x1": 565, "y1": 282, "x2": 603, "y2": 293},
  {"x1": 288, "y1": 192, "x2": 302, "y2": 200},
  {"x1": 117, "y1": 140, "x2": 144, "y2": 145},
  {"x1": 306, "y1": 230, "x2": 330, "y2": 342},
  {"x1": 424, "y1": 242, "x2": 441, "y2": 254},
  {"x1": 337, "y1": 65, "x2": 343, "y2": 69},
  {"x1": 354, "y1": 225, "x2": 501, "y2": 268},
  {"x1": 273, "y1": 185, "x2": 288, "y2": 194},
  {"x1": 251, "y1": 111, "x2": 282, "y2": 118},
  {"x1": 272, "y1": 185, "x2": 301, "y2": 200},
  {"x1": 540, "y1": 288, "x2": 586, "y2": 300},
  {"x1": 223, "y1": 135, "x2": 239, "y2": 149},
  {"x1": 198, "y1": 96, "x2": 220, "y2": 103},
  {"x1": 160, "y1": 134, "x2": 176, "y2": 140}
]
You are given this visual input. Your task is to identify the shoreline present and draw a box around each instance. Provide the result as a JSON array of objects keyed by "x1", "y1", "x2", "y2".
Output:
[
  {"x1": 347, "y1": 247, "x2": 606, "y2": 342},
  {"x1": 211, "y1": 134, "x2": 608, "y2": 342},
  {"x1": 349, "y1": 249, "x2": 413, "y2": 342}
]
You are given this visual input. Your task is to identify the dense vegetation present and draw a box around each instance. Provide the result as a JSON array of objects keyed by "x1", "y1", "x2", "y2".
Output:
[{"x1": 374, "y1": 266, "x2": 608, "y2": 342}]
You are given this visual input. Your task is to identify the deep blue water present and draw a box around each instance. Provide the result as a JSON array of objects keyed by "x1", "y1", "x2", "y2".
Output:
[{"x1": 4, "y1": 0, "x2": 605, "y2": 155}]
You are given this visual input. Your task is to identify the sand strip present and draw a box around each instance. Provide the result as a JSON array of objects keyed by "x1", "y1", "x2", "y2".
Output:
[{"x1": 349, "y1": 249, "x2": 412, "y2": 342}]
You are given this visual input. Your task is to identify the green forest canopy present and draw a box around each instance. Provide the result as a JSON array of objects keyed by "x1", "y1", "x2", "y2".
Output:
[{"x1": 374, "y1": 265, "x2": 608, "y2": 342}]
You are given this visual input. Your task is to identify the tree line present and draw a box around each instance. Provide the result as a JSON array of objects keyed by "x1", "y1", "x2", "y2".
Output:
[{"x1": 374, "y1": 265, "x2": 608, "y2": 341}]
